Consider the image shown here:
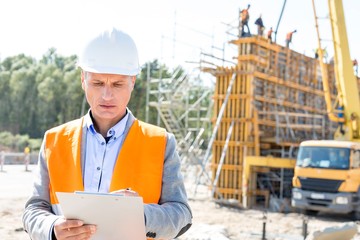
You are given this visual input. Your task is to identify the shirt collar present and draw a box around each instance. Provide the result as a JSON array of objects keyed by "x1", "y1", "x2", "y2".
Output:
[{"x1": 84, "y1": 109, "x2": 129, "y2": 139}]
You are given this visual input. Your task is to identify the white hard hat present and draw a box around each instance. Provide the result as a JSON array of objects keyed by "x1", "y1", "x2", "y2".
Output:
[{"x1": 78, "y1": 28, "x2": 140, "y2": 76}]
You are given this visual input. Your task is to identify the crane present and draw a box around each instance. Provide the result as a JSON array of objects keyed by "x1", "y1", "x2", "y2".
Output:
[
  {"x1": 291, "y1": 0, "x2": 360, "y2": 219},
  {"x1": 314, "y1": 0, "x2": 360, "y2": 140}
]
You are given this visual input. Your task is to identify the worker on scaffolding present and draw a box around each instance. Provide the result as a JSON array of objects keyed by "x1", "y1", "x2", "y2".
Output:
[
  {"x1": 314, "y1": 47, "x2": 328, "y2": 62},
  {"x1": 285, "y1": 30, "x2": 297, "y2": 48},
  {"x1": 353, "y1": 59, "x2": 358, "y2": 76},
  {"x1": 254, "y1": 14, "x2": 265, "y2": 37},
  {"x1": 240, "y1": 4, "x2": 251, "y2": 37},
  {"x1": 267, "y1": 27, "x2": 273, "y2": 43}
]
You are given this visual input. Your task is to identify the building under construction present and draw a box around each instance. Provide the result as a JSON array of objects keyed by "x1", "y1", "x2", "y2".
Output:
[
  {"x1": 148, "y1": 34, "x2": 342, "y2": 209},
  {"x1": 147, "y1": 2, "x2": 360, "y2": 209},
  {"x1": 204, "y1": 34, "x2": 355, "y2": 208}
]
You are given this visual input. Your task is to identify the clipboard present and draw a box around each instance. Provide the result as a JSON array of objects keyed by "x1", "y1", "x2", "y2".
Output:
[{"x1": 56, "y1": 192, "x2": 146, "y2": 240}]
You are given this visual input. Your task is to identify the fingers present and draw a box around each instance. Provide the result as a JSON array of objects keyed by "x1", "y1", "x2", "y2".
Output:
[
  {"x1": 110, "y1": 188, "x2": 139, "y2": 197},
  {"x1": 54, "y1": 218, "x2": 96, "y2": 240},
  {"x1": 123, "y1": 188, "x2": 139, "y2": 197},
  {"x1": 125, "y1": 190, "x2": 139, "y2": 197},
  {"x1": 67, "y1": 225, "x2": 96, "y2": 240}
]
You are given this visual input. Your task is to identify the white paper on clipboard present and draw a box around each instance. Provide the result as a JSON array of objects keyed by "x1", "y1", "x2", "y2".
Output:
[{"x1": 56, "y1": 192, "x2": 146, "y2": 240}]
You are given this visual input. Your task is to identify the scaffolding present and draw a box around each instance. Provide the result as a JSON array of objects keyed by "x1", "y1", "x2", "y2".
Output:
[
  {"x1": 202, "y1": 36, "x2": 340, "y2": 207},
  {"x1": 147, "y1": 67, "x2": 213, "y2": 167},
  {"x1": 146, "y1": 11, "x2": 351, "y2": 209},
  {"x1": 146, "y1": 5, "x2": 360, "y2": 210}
]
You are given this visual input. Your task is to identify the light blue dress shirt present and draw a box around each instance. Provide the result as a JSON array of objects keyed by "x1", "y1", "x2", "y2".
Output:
[{"x1": 83, "y1": 110, "x2": 129, "y2": 193}]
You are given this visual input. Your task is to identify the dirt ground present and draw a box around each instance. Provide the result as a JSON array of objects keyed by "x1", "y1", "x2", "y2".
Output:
[{"x1": 1, "y1": 165, "x2": 360, "y2": 240}]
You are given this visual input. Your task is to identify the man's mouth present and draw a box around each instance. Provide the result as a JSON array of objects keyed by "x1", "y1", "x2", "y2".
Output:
[{"x1": 100, "y1": 104, "x2": 115, "y2": 109}]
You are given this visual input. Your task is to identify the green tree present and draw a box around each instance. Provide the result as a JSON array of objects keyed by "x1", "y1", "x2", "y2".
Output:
[
  {"x1": 0, "y1": 51, "x2": 191, "y2": 142},
  {"x1": 0, "y1": 71, "x2": 12, "y2": 131},
  {"x1": 0, "y1": 54, "x2": 37, "y2": 135}
]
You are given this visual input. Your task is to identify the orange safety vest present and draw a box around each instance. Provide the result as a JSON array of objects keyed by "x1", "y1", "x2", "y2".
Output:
[
  {"x1": 45, "y1": 118, "x2": 166, "y2": 205},
  {"x1": 241, "y1": 9, "x2": 249, "y2": 22}
]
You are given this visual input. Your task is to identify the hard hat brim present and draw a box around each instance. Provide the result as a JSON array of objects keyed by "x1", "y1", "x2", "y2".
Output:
[{"x1": 79, "y1": 64, "x2": 140, "y2": 76}]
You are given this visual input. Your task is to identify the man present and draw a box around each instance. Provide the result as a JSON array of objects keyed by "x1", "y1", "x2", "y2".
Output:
[
  {"x1": 22, "y1": 28, "x2": 192, "y2": 240},
  {"x1": 24, "y1": 146, "x2": 30, "y2": 172},
  {"x1": 314, "y1": 48, "x2": 319, "y2": 59},
  {"x1": 285, "y1": 29, "x2": 297, "y2": 48},
  {"x1": 240, "y1": 4, "x2": 251, "y2": 37},
  {"x1": 254, "y1": 15, "x2": 264, "y2": 36},
  {"x1": 267, "y1": 27, "x2": 273, "y2": 43},
  {"x1": 353, "y1": 59, "x2": 358, "y2": 76},
  {"x1": 314, "y1": 48, "x2": 328, "y2": 62}
]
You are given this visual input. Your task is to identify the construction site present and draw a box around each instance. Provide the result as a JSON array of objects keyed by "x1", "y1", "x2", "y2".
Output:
[
  {"x1": 150, "y1": 3, "x2": 328, "y2": 197},
  {"x1": 2, "y1": 0, "x2": 360, "y2": 240},
  {"x1": 144, "y1": 0, "x2": 360, "y2": 238}
]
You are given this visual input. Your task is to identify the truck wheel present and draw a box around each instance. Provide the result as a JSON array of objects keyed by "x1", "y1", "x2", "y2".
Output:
[
  {"x1": 351, "y1": 211, "x2": 360, "y2": 220},
  {"x1": 304, "y1": 210, "x2": 318, "y2": 216}
]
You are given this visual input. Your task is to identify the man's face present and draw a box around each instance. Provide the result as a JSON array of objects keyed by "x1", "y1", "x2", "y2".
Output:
[{"x1": 81, "y1": 71, "x2": 135, "y2": 125}]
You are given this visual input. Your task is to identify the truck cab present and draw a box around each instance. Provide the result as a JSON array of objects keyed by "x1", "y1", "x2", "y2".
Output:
[{"x1": 292, "y1": 140, "x2": 360, "y2": 218}]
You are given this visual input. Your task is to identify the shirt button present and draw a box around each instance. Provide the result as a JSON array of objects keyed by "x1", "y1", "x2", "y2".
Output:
[
  {"x1": 101, "y1": 142, "x2": 105, "y2": 145},
  {"x1": 97, "y1": 167, "x2": 101, "y2": 170}
]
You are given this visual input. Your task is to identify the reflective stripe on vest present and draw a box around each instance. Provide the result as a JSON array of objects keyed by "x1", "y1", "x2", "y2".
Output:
[{"x1": 45, "y1": 117, "x2": 166, "y2": 205}]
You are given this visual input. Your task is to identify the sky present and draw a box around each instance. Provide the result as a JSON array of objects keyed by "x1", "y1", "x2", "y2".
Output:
[{"x1": 0, "y1": 0, "x2": 359, "y2": 73}]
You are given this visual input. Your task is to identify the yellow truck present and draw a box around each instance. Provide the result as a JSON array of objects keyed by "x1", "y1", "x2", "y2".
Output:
[{"x1": 292, "y1": 140, "x2": 360, "y2": 218}]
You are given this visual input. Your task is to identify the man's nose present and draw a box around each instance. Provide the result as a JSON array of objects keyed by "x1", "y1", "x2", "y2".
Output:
[{"x1": 102, "y1": 85, "x2": 113, "y2": 99}]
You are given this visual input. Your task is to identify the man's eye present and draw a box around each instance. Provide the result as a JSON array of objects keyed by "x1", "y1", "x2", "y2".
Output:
[
  {"x1": 114, "y1": 83, "x2": 123, "y2": 88},
  {"x1": 92, "y1": 82, "x2": 103, "y2": 86}
]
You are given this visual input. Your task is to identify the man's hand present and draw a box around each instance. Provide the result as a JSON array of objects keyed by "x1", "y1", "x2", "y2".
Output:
[
  {"x1": 111, "y1": 188, "x2": 139, "y2": 197},
  {"x1": 53, "y1": 218, "x2": 96, "y2": 240}
]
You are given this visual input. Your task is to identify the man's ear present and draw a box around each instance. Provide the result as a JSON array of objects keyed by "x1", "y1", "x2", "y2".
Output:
[
  {"x1": 131, "y1": 76, "x2": 136, "y2": 89},
  {"x1": 81, "y1": 71, "x2": 86, "y2": 90}
]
